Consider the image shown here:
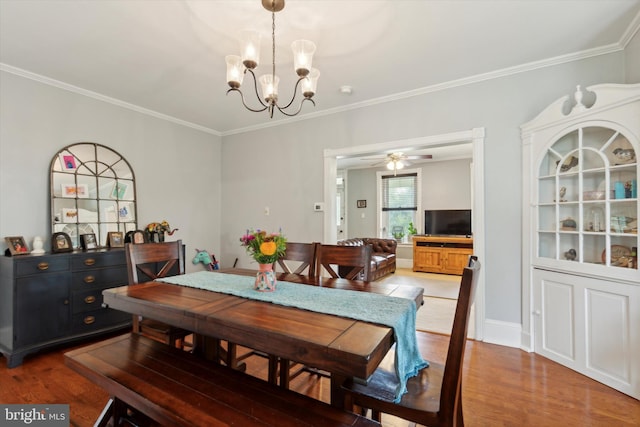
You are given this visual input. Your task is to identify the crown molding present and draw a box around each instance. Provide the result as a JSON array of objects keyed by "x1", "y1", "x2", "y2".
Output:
[
  {"x1": 619, "y1": 9, "x2": 640, "y2": 47},
  {"x1": 0, "y1": 63, "x2": 221, "y2": 136}
]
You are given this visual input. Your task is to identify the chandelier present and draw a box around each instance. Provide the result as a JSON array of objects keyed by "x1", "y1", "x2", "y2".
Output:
[{"x1": 225, "y1": 0, "x2": 320, "y2": 118}]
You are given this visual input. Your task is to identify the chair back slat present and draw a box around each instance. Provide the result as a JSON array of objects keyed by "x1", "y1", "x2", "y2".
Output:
[
  {"x1": 276, "y1": 242, "x2": 318, "y2": 276},
  {"x1": 440, "y1": 255, "x2": 480, "y2": 421},
  {"x1": 126, "y1": 240, "x2": 185, "y2": 285},
  {"x1": 316, "y1": 244, "x2": 372, "y2": 281}
]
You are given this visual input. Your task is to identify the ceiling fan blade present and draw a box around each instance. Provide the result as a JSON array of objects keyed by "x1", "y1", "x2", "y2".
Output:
[
  {"x1": 404, "y1": 154, "x2": 432, "y2": 160},
  {"x1": 369, "y1": 160, "x2": 388, "y2": 166}
]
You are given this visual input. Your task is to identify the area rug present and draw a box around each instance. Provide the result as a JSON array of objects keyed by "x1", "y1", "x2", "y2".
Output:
[{"x1": 378, "y1": 268, "x2": 460, "y2": 300}]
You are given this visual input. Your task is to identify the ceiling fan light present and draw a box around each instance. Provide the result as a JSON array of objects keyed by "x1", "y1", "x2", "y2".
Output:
[
  {"x1": 301, "y1": 68, "x2": 320, "y2": 98},
  {"x1": 240, "y1": 30, "x2": 261, "y2": 69},
  {"x1": 387, "y1": 161, "x2": 396, "y2": 170},
  {"x1": 291, "y1": 40, "x2": 316, "y2": 77},
  {"x1": 225, "y1": 55, "x2": 245, "y2": 89},
  {"x1": 259, "y1": 74, "x2": 279, "y2": 103},
  {"x1": 396, "y1": 161, "x2": 405, "y2": 170}
]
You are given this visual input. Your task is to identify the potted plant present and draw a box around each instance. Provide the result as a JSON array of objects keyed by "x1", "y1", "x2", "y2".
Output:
[
  {"x1": 407, "y1": 222, "x2": 418, "y2": 236},
  {"x1": 392, "y1": 230, "x2": 405, "y2": 242}
]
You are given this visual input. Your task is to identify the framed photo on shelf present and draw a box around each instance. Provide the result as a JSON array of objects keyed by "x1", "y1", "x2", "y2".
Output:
[
  {"x1": 52, "y1": 232, "x2": 73, "y2": 253},
  {"x1": 59, "y1": 153, "x2": 77, "y2": 171},
  {"x1": 125, "y1": 230, "x2": 146, "y2": 244},
  {"x1": 107, "y1": 231, "x2": 125, "y2": 248},
  {"x1": 357, "y1": 200, "x2": 367, "y2": 208},
  {"x1": 80, "y1": 233, "x2": 97, "y2": 250},
  {"x1": 4, "y1": 236, "x2": 30, "y2": 256},
  {"x1": 61, "y1": 183, "x2": 89, "y2": 198}
]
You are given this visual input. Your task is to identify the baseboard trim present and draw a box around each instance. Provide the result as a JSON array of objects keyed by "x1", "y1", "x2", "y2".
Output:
[{"x1": 482, "y1": 319, "x2": 521, "y2": 348}]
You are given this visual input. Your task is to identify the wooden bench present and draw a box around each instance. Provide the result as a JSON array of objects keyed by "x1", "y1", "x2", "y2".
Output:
[{"x1": 65, "y1": 333, "x2": 379, "y2": 427}]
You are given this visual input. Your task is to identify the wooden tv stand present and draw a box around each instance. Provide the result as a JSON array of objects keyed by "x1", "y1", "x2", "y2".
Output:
[{"x1": 413, "y1": 235, "x2": 473, "y2": 275}]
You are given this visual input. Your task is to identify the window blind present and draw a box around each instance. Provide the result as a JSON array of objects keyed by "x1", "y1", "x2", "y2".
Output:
[{"x1": 381, "y1": 173, "x2": 418, "y2": 211}]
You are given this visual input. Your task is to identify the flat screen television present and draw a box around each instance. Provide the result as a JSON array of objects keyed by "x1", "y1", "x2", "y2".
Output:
[{"x1": 424, "y1": 209, "x2": 472, "y2": 237}]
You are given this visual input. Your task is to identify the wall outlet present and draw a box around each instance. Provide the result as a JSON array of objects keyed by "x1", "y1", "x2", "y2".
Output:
[{"x1": 313, "y1": 202, "x2": 324, "y2": 212}]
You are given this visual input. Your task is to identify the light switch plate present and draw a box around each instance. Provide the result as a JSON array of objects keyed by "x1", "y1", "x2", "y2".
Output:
[{"x1": 313, "y1": 202, "x2": 324, "y2": 212}]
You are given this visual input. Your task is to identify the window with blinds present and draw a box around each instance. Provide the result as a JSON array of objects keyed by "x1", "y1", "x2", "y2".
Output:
[
  {"x1": 379, "y1": 172, "x2": 419, "y2": 241},
  {"x1": 381, "y1": 173, "x2": 418, "y2": 211}
]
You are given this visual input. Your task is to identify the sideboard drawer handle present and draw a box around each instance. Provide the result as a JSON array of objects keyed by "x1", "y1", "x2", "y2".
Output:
[
  {"x1": 37, "y1": 262, "x2": 49, "y2": 271},
  {"x1": 84, "y1": 275, "x2": 95, "y2": 284},
  {"x1": 84, "y1": 295, "x2": 96, "y2": 304},
  {"x1": 84, "y1": 258, "x2": 96, "y2": 266},
  {"x1": 84, "y1": 316, "x2": 96, "y2": 325}
]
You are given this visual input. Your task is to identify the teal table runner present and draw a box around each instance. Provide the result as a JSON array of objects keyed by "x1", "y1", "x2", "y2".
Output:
[{"x1": 158, "y1": 271, "x2": 427, "y2": 402}]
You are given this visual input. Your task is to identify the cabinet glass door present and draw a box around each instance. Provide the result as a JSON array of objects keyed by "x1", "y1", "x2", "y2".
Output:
[{"x1": 537, "y1": 127, "x2": 638, "y2": 269}]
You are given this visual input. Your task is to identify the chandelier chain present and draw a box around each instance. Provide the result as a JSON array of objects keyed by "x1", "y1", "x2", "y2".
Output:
[{"x1": 271, "y1": 3, "x2": 276, "y2": 83}]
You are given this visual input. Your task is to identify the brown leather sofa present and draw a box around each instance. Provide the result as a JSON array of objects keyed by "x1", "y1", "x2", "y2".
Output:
[{"x1": 337, "y1": 238, "x2": 397, "y2": 281}]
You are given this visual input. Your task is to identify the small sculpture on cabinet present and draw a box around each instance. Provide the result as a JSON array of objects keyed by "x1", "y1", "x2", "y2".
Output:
[
  {"x1": 144, "y1": 221, "x2": 178, "y2": 243},
  {"x1": 564, "y1": 248, "x2": 577, "y2": 261}
]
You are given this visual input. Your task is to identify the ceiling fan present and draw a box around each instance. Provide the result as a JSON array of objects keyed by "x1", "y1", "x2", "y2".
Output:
[{"x1": 363, "y1": 152, "x2": 433, "y2": 174}]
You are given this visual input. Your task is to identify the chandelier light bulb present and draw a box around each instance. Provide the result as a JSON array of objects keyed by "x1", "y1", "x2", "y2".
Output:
[
  {"x1": 225, "y1": 55, "x2": 245, "y2": 89},
  {"x1": 240, "y1": 30, "x2": 261, "y2": 69},
  {"x1": 291, "y1": 40, "x2": 316, "y2": 77},
  {"x1": 301, "y1": 68, "x2": 320, "y2": 98},
  {"x1": 259, "y1": 74, "x2": 279, "y2": 102}
]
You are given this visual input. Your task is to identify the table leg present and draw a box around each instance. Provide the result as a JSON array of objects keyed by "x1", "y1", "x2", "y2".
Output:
[
  {"x1": 193, "y1": 335, "x2": 247, "y2": 372},
  {"x1": 330, "y1": 373, "x2": 347, "y2": 409}
]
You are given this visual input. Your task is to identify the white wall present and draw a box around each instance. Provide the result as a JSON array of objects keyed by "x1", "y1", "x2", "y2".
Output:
[
  {"x1": 0, "y1": 71, "x2": 222, "y2": 272},
  {"x1": 626, "y1": 29, "x2": 640, "y2": 83},
  {"x1": 220, "y1": 53, "x2": 626, "y2": 329}
]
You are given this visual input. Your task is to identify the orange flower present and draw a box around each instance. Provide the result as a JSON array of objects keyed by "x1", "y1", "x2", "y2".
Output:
[{"x1": 260, "y1": 241, "x2": 277, "y2": 256}]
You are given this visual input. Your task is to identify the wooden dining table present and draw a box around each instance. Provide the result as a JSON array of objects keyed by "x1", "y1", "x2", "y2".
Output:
[{"x1": 101, "y1": 267, "x2": 424, "y2": 408}]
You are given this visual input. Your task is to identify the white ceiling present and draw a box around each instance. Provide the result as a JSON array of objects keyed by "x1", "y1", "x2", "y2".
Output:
[{"x1": 1, "y1": 0, "x2": 639, "y2": 143}]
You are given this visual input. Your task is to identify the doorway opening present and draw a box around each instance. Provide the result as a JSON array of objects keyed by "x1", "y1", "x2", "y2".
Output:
[{"x1": 323, "y1": 128, "x2": 485, "y2": 340}]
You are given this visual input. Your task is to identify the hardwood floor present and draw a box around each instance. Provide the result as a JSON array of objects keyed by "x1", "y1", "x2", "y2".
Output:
[{"x1": 1, "y1": 332, "x2": 638, "y2": 426}]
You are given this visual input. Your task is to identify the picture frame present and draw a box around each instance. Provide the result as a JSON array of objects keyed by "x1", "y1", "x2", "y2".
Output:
[
  {"x1": 4, "y1": 236, "x2": 30, "y2": 256},
  {"x1": 59, "y1": 153, "x2": 77, "y2": 171},
  {"x1": 61, "y1": 183, "x2": 89, "y2": 198},
  {"x1": 52, "y1": 232, "x2": 73, "y2": 253},
  {"x1": 125, "y1": 230, "x2": 146, "y2": 244},
  {"x1": 108, "y1": 231, "x2": 125, "y2": 248},
  {"x1": 111, "y1": 181, "x2": 128, "y2": 200},
  {"x1": 80, "y1": 233, "x2": 97, "y2": 250},
  {"x1": 357, "y1": 199, "x2": 367, "y2": 208}
]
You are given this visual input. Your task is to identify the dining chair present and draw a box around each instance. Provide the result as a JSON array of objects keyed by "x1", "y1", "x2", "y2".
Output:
[
  {"x1": 125, "y1": 240, "x2": 192, "y2": 351},
  {"x1": 275, "y1": 242, "x2": 318, "y2": 276},
  {"x1": 315, "y1": 243, "x2": 373, "y2": 281},
  {"x1": 342, "y1": 256, "x2": 480, "y2": 427}
]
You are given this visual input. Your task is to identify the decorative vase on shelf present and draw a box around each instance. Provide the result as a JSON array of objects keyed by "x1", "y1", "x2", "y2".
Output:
[{"x1": 255, "y1": 263, "x2": 277, "y2": 292}]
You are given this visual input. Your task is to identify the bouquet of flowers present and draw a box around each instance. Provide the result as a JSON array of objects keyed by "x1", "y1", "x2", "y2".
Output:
[{"x1": 240, "y1": 229, "x2": 287, "y2": 264}]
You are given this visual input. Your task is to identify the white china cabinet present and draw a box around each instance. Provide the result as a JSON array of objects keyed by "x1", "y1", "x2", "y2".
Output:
[{"x1": 521, "y1": 84, "x2": 639, "y2": 399}]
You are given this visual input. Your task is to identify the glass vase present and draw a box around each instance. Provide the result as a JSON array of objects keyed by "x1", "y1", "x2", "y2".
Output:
[{"x1": 255, "y1": 263, "x2": 276, "y2": 292}]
